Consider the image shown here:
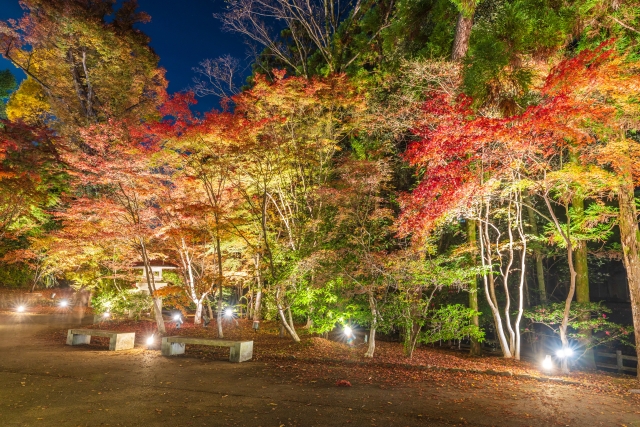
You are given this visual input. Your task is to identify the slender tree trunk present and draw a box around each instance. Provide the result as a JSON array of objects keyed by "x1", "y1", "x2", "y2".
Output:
[
  {"x1": 617, "y1": 180, "x2": 640, "y2": 378},
  {"x1": 276, "y1": 287, "x2": 300, "y2": 342},
  {"x1": 252, "y1": 253, "x2": 263, "y2": 324},
  {"x1": 365, "y1": 292, "x2": 377, "y2": 358},
  {"x1": 543, "y1": 195, "x2": 576, "y2": 374},
  {"x1": 514, "y1": 193, "x2": 527, "y2": 361},
  {"x1": 572, "y1": 195, "x2": 596, "y2": 369},
  {"x1": 195, "y1": 300, "x2": 203, "y2": 325},
  {"x1": 451, "y1": 12, "x2": 474, "y2": 61},
  {"x1": 467, "y1": 220, "x2": 482, "y2": 356},
  {"x1": 217, "y1": 283, "x2": 223, "y2": 338},
  {"x1": 207, "y1": 297, "x2": 214, "y2": 320},
  {"x1": 479, "y1": 203, "x2": 513, "y2": 358},
  {"x1": 525, "y1": 198, "x2": 547, "y2": 303},
  {"x1": 139, "y1": 240, "x2": 165, "y2": 334}
]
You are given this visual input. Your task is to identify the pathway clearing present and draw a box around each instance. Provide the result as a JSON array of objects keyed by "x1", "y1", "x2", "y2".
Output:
[{"x1": 0, "y1": 314, "x2": 638, "y2": 426}]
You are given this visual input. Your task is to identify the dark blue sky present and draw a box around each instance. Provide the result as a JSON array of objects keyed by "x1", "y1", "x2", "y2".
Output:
[{"x1": 0, "y1": 0, "x2": 251, "y2": 112}]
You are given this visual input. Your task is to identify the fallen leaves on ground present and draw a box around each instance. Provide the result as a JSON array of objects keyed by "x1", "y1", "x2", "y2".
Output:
[{"x1": 39, "y1": 316, "x2": 640, "y2": 396}]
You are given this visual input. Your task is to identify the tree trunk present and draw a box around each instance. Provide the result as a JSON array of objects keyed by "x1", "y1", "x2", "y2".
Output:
[
  {"x1": 365, "y1": 292, "x2": 377, "y2": 358},
  {"x1": 195, "y1": 300, "x2": 203, "y2": 325},
  {"x1": 543, "y1": 196, "x2": 576, "y2": 374},
  {"x1": 217, "y1": 284, "x2": 224, "y2": 338},
  {"x1": 525, "y1": 199, "x2": 547, "y2": 303},
  {"x1": 451, "y1": 12, "x2": 474, "y2": 61},
  {"x1": 140, "y1": 240, "x2": 165, "y2": 334},
  {"x1": 276, "y1": 287, "x2": 300, "y2": 342},
  {"x1": 479, "y1": 207, "x2": 513, "y2": 358},
  {"x1": 207, "y1": 297, "x2": 214, "y2": 320},
  {"x1": 572, "y1": 194, "x2": 596, "y2": 369},
  {"x1": 617, "y1": 181, "x2": 640, "y2": 378},
  {"x1": 252, "y1": 253, "x2": 263, "y2": 323},
  {"x1": 467, "y1": 220, "x2": 482, "y2": 356}
]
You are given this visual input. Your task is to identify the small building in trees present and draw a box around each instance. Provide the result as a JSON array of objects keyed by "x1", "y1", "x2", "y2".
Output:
[{"x1": 132, "y1": 260, "x2": 178, "y2": 293}]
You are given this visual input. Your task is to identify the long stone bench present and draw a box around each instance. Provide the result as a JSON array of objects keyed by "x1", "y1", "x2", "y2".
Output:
[
  {"x1": 161, "y1": 336, "x2": 253, "y2": 363},
  {"x1": 66, "y1": 329, "x2": 135, "y2": 351}
]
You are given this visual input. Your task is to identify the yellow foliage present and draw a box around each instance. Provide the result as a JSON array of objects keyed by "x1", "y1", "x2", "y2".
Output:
[{"x1": 6, "y1": 78, "x2": 51, "y2": 125}]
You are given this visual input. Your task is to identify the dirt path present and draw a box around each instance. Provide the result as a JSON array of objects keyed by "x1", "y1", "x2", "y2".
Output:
[{"x1": 0, "y1": 314, "x2": 638, "y2": 427}]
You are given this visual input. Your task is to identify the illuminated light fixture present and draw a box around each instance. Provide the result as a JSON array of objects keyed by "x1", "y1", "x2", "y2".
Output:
[
  {"x1": 344, "y1": 326, "x2": 353, "y2": 337},
  {"x1": 556, "y1": 347, "x2": 574, "y2": 359},
  {"x1": 146, "y1": 335, "x2": 154, "y2": 346},
  {"x1": 103, "y1": 312, "x2": 110, "y2": 318},
  {"x1": 224, "y1": 308, "x2": 233, "y2": 317},
  {"x1": 173, "y1": 314, "x2": 181, "y2": 321},
  {"x1": 542, "y1": 355, "x2": 553, "y2": 370},
  {"x1": 59, "y1": 300, "x2": 68, "y2": 308},
  {"x1": 17, "y1": 305, "x2": 25, "y2": 313}
]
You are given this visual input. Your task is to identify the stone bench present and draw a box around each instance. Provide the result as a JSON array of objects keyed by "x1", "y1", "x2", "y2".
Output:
[
  {"x1": 66, "y1": 329, "x2": 135, "y2": 351},
  {"x1": 161, "y1": 336, "x2": 253, "y2": 363}
]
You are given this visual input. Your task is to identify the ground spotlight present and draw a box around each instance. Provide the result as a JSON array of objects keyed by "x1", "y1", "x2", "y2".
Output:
[
  {"x1": 102, "y1": 312, "x2": 110, "y2": 318},
  {"x1": 59, "y1": 300, "x2": 68, "y2": 308},
  {"x1": 344, "y1": 326, "x2": 352, "y2": 337},
  {"x1": 17, "y1": 305, "x2": 25, "y2": 313},
  {"x1": 173, "y1": 314, "x2": 181, "y2": 321},
  {"x1": 224, "y1": 308, "x2": 233, "y2": 317},
  {"x1": 556, "y1": 347, "x2": 574, "y2": 359},
  {"x1": 542, "y1": 354, "x2": 553, "y2": 371},
  {"x1": 146, "y1": 335, "x2": 154, "y2": 346}
]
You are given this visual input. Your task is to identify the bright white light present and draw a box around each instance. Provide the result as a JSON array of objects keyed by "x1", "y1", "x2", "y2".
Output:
[
  {"x1": 59, "y1": 300, "x2": 68, "y2": 308},
  {"x1": 17, "y1": 305, "x2": 25, "y2": 313},
  {"x1": 224, "y1": 308, "x2": 233, "y2": 317},
  {"x1": 344, "y1": 326, "x2": 352, "y2": 337},
  {"x1": 146, "y1": 336, "x2": 154, "y2": 345},
  {"x1": 542, "y1": 355, "x2": 553, "y2": 370},
  {"x1": 103, "y1": 312, "x2": 110, "y2": 318},
  {"x1": 556, "y1": 349, "x2": 566, "y2": 358},
  {"x1": 173, "y1": 314, "x2": 181, "y2": 321},
  {"x1": 565, "y1": 347, "x2": 574, "y2": 357}
]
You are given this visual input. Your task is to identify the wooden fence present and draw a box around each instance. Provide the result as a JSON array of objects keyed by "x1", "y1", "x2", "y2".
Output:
[{"x1": 594, "y1": 351, "x2": 637, "y2": 374}]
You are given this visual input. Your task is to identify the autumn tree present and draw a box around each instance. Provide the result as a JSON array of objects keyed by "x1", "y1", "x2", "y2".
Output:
[
  {"x1": 227, "y1": 72, "x2": 364, "y2": 341},
  {"x1": 58, "y1": 120, "x2": 169, "y2": 333},
  {"x1": 158, "y1": 100, "x2": 252, "y2": 334},
  {"x1": 0, "y1": 0, "x2": 166, "y2": 135}
]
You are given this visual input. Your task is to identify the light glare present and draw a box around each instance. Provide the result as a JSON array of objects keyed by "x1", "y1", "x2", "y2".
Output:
[
  {"x1": 173, "y1": 314, "x2": 181, "y2": 321},
  {"x1": 146, "y1": 336, "x2": 154, "y2": 345},
  {"x1": 59, "y1": 300, "x2": 68, "y2": 308},
  {"x1": 17, "y1": 305, "x2": 25, "y2": 313},
  {"x1": 103, "y1": 312, "x2": 110, "y2": 318},
  {"x1": 344, "y1": 326, "x2": 352, "y2": 337},
  {"x1": 542, "y1": 355, "x2": 553, "y2": 370},
  {"x1": 224, "y1": 308, "x2": 233, "y2": 317}
]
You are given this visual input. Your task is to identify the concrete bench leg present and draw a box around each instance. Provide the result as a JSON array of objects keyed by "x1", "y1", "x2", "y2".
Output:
[
  {"x1": 161, "y1": 338, "x2": 185, "y2": 356},
  {"x1": 67, "y1": 330, "x2": 90, "y2": 346},
  {"x1": 109, "y1": 333, "x2": 135, "y2": 351},
  {"x1": 229, "y1": 341, "x2": 253, "y2": 363}
]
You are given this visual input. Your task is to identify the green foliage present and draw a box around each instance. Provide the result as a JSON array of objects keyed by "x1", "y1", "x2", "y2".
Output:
[
  {"x1": 524, "y1": 302, "x2": 635, "y2": 351},
  {"x1": 382, "y1": 0, "x2": 457, "y2": 61},
  {"x1": 91, "y1": 289, "x2": 153, "y2": 319},
  {"x1": 463, "y1": 0, "x2": 574, "y2": 111},
  {"x1": 0, "y1": 69, "x2": 17, "y2": 120},
  {"x1": 419, "y1": 304, "x2": 485, "y2": 344},
  {"x1": 544, "y1": 202, "x2": 618, "y2": 248}
]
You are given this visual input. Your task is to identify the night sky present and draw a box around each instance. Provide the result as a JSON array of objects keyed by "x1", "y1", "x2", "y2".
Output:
[{"x1": 0, "y1": 0, "x2": 251, "y2": 112}]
